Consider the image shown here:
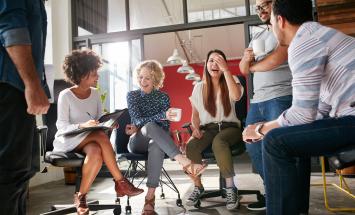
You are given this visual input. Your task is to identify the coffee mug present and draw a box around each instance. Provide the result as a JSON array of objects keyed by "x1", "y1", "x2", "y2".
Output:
[
  {"x1": 170, "y1": 108, "x2": 182, "y2": 122},
  {"x1": 252, "y1": 39, "x2": 265, "y2": 56}
]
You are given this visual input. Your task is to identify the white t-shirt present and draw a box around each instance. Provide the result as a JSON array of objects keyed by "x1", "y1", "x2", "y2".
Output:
[
  {"x1": 189, "y1": 76, "x2": 243, "y2": 126},
  {"x1": 53, "y1": 87, "x2": 102, "y2": 152}
]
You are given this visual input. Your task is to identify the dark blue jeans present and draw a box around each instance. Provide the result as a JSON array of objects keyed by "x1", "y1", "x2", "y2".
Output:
[
  {"x1": 263, "y1": 116, "x2": 355, "y2": 215},
  {"x1": 0, "y1": 84, "x2": 36, "y2": 215},
  {"x1": 245, "y1": 95, "x2": 292, "y2": 180}
]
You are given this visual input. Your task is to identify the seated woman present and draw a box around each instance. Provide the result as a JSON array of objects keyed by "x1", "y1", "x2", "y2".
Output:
[
  {"x1": 125, "y1": 60, "x2": 207, "y2": 215},
  {"x1": 53, "y1": 49, "x2": 143, "y2": 215},
  {"x1": 185, "y1": 49, "x2": 244, "y2": 210}
]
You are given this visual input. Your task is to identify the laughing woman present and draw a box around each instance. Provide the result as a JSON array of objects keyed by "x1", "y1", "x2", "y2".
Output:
[
  {"x1": 185, "y1": 49, "x2": 244, "y2": 210},
  {"x1": 125, "y1": 60, "x2": 207, "y2": 215}
]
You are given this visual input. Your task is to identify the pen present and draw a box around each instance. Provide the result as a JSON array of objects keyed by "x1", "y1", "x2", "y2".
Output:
[{"x1": 86, "y1": 112, "x2": 95, "y2": 120}]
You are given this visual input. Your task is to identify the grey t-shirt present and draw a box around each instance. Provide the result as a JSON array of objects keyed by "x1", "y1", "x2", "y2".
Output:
[{"x1": 249, "y1": 28, "x2": 292, "y2": 103}]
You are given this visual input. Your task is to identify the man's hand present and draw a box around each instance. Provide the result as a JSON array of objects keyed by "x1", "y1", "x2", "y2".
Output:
[
  {"x1": 239, "y1": 48, "x2": 255, "y2": 75},
  {"x1": 25, "y1": 82, "x2": 49, "y2": 115},
  {"x1": 242, "y1": 124, "x2": 262, "y2": 143},
  {"x1": 242, "y1": 48, "x2": 255, "y2": 63}
]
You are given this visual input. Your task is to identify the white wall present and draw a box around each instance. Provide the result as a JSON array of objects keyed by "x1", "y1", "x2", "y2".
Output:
[{"x1": 30, "y1": 0, "x2": 72, "y2": 187}]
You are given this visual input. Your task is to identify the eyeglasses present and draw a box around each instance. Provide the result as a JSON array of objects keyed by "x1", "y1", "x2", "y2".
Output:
[{"x1": 255, "y1": 1, "x2": 272, "y2": 13}]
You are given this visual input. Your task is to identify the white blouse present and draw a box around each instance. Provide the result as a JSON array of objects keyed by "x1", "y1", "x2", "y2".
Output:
[
  {"x1": 189, "y1": 76, "x2": 243, "y2": 126},
  {"x1": 53, "y1": 87, "x2": 102, "y2": 152}
]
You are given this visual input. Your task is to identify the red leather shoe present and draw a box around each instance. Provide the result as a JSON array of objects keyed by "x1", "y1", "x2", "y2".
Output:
[
  {"x1": 73, "y1": 192, "x2": 89, "y2": 215},
  {"x1": 114, "y1": 178, "x2": 144, "y2": 197}
]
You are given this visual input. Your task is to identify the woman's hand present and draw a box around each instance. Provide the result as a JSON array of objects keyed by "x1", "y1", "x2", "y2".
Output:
[
  {"x1": 192, "y1": 128, "x2": 203, "y2": 139},
  {"x1": 79, "y1": 120, "x2": 99, "y2": 128},
  {"x1": 214, "y1": 54, "x2": 229, "y2": 72},
  {"x1": 125, "y1": 124, "x2": 138, "y2": 135}
]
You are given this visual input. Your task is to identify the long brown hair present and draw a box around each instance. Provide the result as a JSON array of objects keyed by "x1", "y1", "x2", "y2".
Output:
[{"x1": 202, "y1": 49, "x2": 231, "y2": 117}]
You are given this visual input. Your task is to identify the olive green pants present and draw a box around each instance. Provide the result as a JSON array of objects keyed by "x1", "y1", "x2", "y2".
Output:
[{"x1": 186, "y1": 124, "x2": 243, "y2": 178}]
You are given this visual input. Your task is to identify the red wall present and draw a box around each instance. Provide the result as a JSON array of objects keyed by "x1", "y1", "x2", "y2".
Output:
[{"x1": 161, "y1": 59, "x2": 243, "y2": 136}]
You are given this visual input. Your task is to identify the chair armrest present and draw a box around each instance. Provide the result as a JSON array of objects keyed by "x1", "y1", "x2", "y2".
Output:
[
  {"x1": 182, "y1": 122, "x2": 193, "y2": 135},
  {"x1": 37, "y1": 125, "x2": 48, "y2": 157}
]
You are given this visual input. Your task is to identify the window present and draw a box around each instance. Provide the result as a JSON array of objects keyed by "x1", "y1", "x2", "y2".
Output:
[
  {"x1": 129, "y1": 0, "x2": 183, "y2": 29},
  {"x1": 73, "y1": 0, "x2": 126, "y2": 36},
  {"x1": 187, "y1": 0, "x2": 246, "y2": 22}
]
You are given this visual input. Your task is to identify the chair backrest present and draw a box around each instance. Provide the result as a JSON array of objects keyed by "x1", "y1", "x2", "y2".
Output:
[
  {"x1": 42, "y1": 80, "x2": 72, "y2": 152},
  {"x1": 114, "y1": 110, "x2": 131, "y2": 154},
  {"x1": 235, "y1": 75, "x2": 248, "y2": 127}
]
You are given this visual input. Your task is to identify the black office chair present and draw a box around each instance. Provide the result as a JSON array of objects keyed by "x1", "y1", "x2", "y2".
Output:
[
  {"x1": 113, "y1": 110, "x2": 183, "y2": 214},
  {"x1": 182, "y1": 75, "x2": 263, "y2": 208},
  {"x1": 37, "y1": 79, "x2": 122, "y2": 215}
]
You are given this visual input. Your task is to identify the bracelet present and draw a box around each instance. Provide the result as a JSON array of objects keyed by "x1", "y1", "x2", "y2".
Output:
[{"x1": 255, "y1": 123, "x2": 265, "y2": 137}]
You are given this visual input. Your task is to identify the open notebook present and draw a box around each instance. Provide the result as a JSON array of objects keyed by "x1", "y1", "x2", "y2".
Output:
[{"x1": 59, "y1": 108, "x2": 128, "y2": 137}]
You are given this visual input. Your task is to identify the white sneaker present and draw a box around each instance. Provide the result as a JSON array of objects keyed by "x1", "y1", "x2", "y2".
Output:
[
  {"x1": 186, "y1": 186, "x2": 204, "y2": 206},
  {"x1": 225, "y1": 187, "x2": 240, "y2": 210}
]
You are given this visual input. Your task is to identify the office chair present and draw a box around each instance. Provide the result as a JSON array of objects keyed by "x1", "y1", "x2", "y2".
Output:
[
  {"x1": 312, "y1": 141, "x2": 355, "y2": 212},
  {"x1": 113, "y1": 109, "x2": 184, "y2": 214},
  {"x1": 37, "y1": 79, "x2": 122, "y2": 215},
  {"x1": 182, "y1": 75, "x2": 263, "y2": 208}
]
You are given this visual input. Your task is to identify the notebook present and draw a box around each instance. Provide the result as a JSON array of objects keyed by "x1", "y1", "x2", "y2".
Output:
[{"x1": 59, "y1": 108, "x2": 128, "y2": 137}]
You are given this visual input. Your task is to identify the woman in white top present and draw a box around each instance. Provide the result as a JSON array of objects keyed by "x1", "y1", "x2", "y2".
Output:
[
  {"x1": 185, "y1": 49, "x2": 244, "y2": 210},
  {"x1": 53, "y1": 49, "x2": 143, "y2": 215}
]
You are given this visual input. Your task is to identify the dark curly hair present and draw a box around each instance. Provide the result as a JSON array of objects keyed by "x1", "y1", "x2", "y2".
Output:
[{"x1": 62, "y1": 49, "x2": 102, "y2": 85}]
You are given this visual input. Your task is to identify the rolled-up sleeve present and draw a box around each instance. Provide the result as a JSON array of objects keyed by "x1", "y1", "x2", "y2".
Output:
[{"x1": 0, "y1": 0, "x2": 31, "y2": 47}]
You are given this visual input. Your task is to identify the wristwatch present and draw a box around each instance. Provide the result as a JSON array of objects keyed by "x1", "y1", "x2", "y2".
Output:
[{"x1": 254, "y1": 123, "x2": 265, "y2": 137}]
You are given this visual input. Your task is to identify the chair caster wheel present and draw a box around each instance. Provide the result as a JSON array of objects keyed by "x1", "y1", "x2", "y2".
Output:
[
  {"x1": 160, "y1": 193, "x2": 165, "y2": 199},
  {"x1": 113, "y1": 206, "x2": 121, "y2": 215},
  {"x1": 125, "y1": 205, "x2": 131, "y2": 214},
  {"x1": 176, "y1": 199, "x2": 182, "y2": 207},
  {"x1": 194, "y1": 200, "x2": 201, "y2": 208}
]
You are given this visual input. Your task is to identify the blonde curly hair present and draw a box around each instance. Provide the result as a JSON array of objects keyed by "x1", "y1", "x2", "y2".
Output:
[{"x1": 134, "y1": 60, "x2": 165, "y2": 89}]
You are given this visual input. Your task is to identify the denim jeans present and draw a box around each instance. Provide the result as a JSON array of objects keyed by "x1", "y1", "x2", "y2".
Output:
[
  {"x1": 263, "y1": 116, "x2": 355, "y2": 215},
  {"x1": 245, "y1": 95, "x2": 292, "y2": 180}
]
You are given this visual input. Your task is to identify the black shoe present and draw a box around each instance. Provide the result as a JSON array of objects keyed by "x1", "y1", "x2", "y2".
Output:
[{"x1": 247, "y1": 194, "x2": 266, "y2": 211}]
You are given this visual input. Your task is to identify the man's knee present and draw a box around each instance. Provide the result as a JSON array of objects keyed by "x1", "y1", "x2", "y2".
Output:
[{"x1": 262, "y1": 128, "x2": 284, "y2": 156}]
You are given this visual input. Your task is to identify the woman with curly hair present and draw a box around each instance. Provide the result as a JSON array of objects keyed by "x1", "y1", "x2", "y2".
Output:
[{"x1": 53, "y1": 49, "x2": 143, "y2": 215}]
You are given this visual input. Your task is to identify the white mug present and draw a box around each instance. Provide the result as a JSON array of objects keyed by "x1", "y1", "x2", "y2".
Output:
[
  {"x1": 170, "y1": 108, "x2": 182, "y2": 122},
  {"x1": 252, "y1": 39, "x2": 265, "y2": 56}
]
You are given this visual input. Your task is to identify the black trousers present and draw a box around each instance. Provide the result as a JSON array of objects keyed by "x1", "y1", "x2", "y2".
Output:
[{"x1": 0, "y1": 83, "x2": 36, "y2": 215}]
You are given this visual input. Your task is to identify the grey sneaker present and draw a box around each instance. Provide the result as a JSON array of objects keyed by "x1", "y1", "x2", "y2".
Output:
[
  {"x1": 186, "y1": 186, "x2": 204, "y2": 206},
  {"x1": 225, "y1": 187, "x2": 240, "y2": 210}
]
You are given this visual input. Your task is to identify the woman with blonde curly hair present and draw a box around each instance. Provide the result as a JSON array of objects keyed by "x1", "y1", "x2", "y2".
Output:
[
  {"x1": 53, "y1": 49, "x2": 143, "y2": 215},
  {"x1": 125, "y1": 60, "x2": 207, "y2": 215}
]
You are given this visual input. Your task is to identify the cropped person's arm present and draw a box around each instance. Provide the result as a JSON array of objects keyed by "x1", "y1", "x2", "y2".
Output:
[
  {"x1": 1, "y1": 1, "x2": 49, "y2": 115},
  {"x1": 250, "y1": 44, "x2": 288, "y2": 73},
  {"x1": 239, "y1": 48, "x2": 254, "y2": 76}
]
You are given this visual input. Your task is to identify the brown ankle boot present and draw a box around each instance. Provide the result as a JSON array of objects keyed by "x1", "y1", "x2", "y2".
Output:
[
  {"x1": 142, "y1": 196, "x2": 155, "y2": 215},
  {"x1": 114, "y1": 178, "x2": 144, "y2": 197},
  {"x1": 73, "y1": 192, "x2": 89, "y2": 215}
]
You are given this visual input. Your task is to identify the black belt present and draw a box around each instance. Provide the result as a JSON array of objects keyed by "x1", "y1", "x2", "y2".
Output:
[{"x1": 200, "y1": 121, "x2": 239, "y2": 131}]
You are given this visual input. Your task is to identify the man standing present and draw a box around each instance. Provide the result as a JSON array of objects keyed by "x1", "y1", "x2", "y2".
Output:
[
  {"x1": 243, "y1": 0, "x2": 355, "y2": 214},
  {"x1": 239, "y1": 0, "x2": 293, "y2": 211},
  {"x1": 0, "y1": 0, "x2": 49, "y2": 214}
]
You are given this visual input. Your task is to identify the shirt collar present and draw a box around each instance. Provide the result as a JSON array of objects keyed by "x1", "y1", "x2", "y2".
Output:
[{"x1": 140, "y1": 88, "x2": 157, "y2": 97}]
